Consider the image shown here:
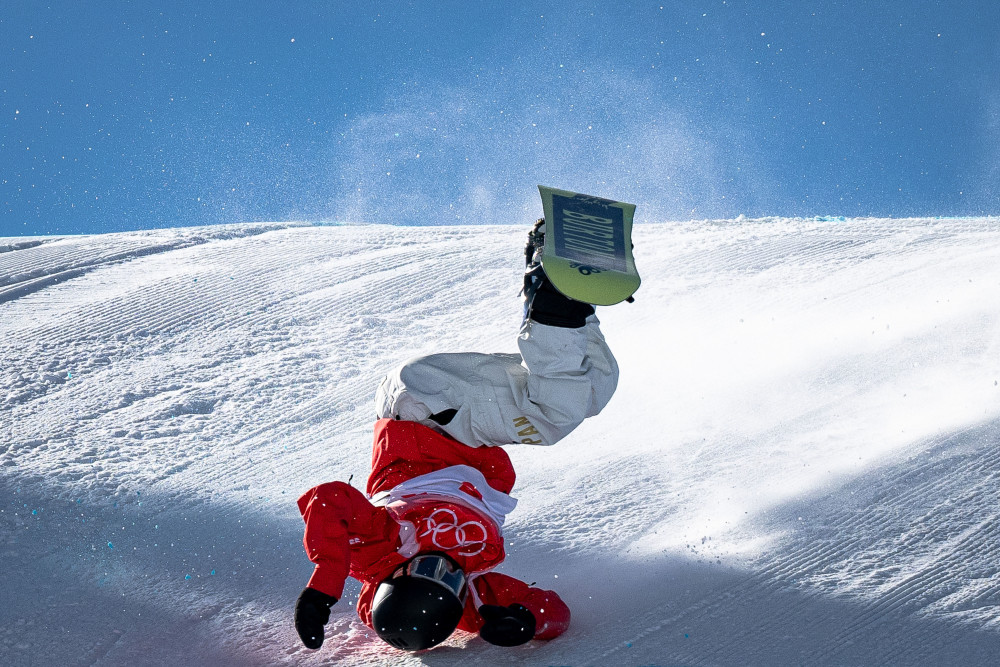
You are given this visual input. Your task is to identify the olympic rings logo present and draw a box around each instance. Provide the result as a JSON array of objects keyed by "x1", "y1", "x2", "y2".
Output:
[{"x1": 418, "y1": 508, "x2": 488, "y2": 557}]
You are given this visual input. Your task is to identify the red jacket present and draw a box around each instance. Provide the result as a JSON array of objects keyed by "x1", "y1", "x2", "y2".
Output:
[{"x1": 297, "y1": 418, "x2": 570, "y2": 640}]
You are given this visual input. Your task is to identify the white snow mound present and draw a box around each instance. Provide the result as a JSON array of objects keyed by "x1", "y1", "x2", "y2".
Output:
[{"x1": 2, "y1": 218, "x2": 1000, "y2": 666}]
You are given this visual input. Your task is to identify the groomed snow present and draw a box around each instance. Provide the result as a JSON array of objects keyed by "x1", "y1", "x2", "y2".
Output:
[{"x1": 2, "y1": 219, "x2": 1000, "y2": 666}]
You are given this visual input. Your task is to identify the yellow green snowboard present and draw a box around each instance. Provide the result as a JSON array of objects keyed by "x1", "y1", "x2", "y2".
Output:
[{"x1": 537, "y1": 185, "x2": 641, "y2": 306}]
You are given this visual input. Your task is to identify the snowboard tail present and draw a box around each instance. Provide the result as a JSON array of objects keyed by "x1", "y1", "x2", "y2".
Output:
[{"x1": 537, "y1": 185, "x2": 641, "y2": 306}]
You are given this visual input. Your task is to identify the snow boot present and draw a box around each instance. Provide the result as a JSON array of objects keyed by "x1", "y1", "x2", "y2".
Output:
[{"x1": 522, "y1": 220, "x2": 595, "y2": 328}]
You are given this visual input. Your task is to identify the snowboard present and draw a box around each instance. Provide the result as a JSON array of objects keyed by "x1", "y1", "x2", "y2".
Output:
[{"x1": 537, "y1": 185, "x2": 641, "y2": 306}]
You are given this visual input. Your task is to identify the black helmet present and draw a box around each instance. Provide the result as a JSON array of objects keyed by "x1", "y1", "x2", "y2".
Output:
[{"x1": 371, "y1": 553, "x2": 468, "y2": 651}]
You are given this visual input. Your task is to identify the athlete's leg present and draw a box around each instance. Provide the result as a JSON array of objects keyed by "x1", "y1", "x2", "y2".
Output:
[
  {"x1": 373, "y1": 314, "x2": 618, "y2": 447},
  {"x1": 372, "y1": 220, "x2": 619, "y2": 447}
]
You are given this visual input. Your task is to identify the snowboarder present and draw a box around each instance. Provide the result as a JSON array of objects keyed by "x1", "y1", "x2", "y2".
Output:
[{"x1": 294, "y1": 220, "x2": 620, "y2": 651}]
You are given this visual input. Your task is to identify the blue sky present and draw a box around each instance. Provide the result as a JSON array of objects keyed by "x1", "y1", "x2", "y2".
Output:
[{"x1": 3, "y1": 1, "x2": 998, "y2": 236}]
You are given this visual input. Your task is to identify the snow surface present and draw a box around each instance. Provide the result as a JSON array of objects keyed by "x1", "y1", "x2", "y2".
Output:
[{"x1": 3, "y1": 219, "x2": 1000, "y2": 666}]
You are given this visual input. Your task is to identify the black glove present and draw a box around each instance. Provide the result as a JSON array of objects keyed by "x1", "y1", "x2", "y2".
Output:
[
  {"x1": 478, "y1": 603, "x2": 537, "y2": 647},
  {"x1": 294, "y1": 587, "x2": 337, "y2": 649}
]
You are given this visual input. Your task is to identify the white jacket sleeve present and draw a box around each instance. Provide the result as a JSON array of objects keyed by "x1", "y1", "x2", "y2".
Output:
[{"x1": 373, "y1": 315, "x2": 619, "y2": 447}]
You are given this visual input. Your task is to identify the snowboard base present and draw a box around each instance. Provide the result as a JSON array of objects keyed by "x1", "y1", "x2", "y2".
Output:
[{"x1": 537, "y1": 185, "x2": 641, "y2": 306}]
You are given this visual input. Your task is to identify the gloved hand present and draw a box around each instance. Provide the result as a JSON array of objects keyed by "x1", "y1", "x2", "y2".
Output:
[
  {"x1": 294, "y1": 587, "x2": 337, "y2": 649},
  {"x1": 478, "y1": 603, "x2": 537, "y2": 647}
]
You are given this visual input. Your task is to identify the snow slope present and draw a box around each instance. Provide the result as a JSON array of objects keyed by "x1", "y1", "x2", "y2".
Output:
[{"x1": 2, "y1": 218, "x2": 1000, "y2": 666}]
